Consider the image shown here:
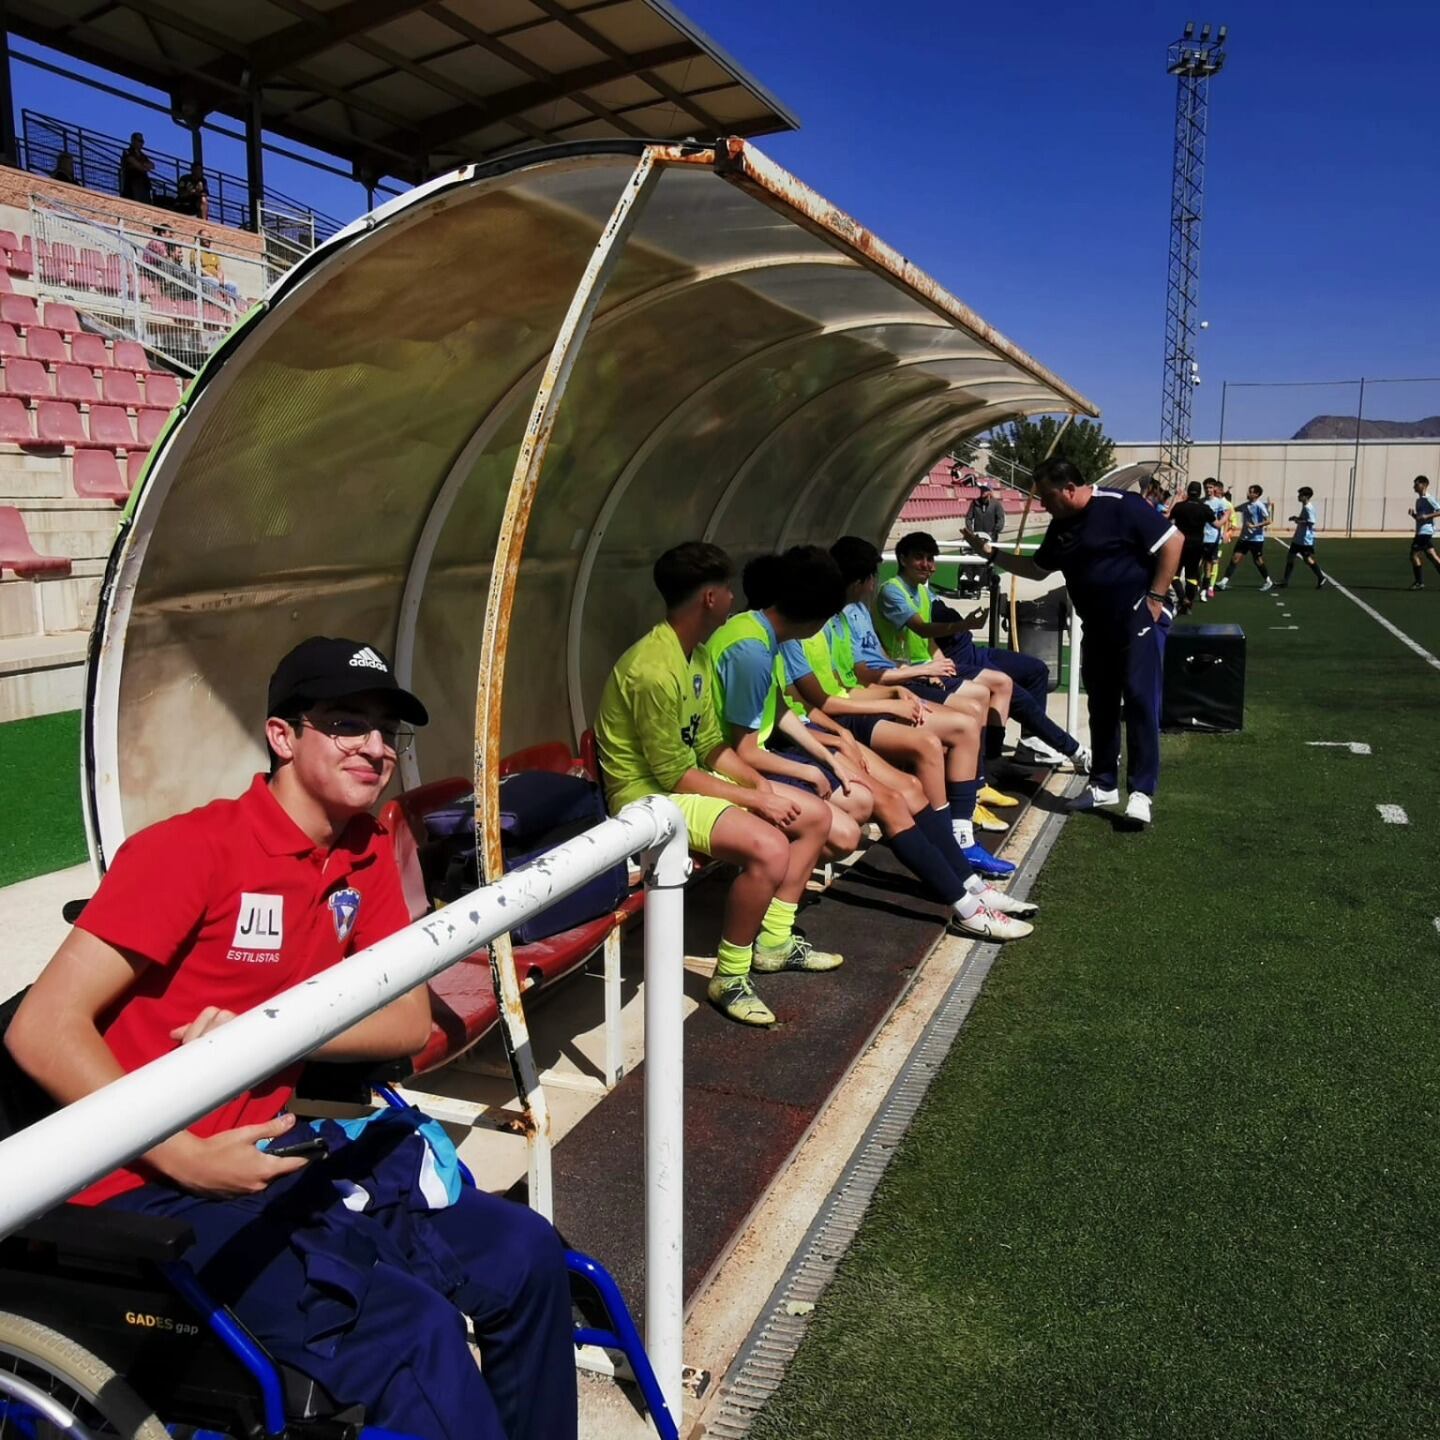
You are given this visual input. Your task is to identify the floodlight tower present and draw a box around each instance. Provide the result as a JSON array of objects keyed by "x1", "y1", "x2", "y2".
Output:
[{"x1": 1160, "y1": 21, "x2": 1227, "y2": 488}]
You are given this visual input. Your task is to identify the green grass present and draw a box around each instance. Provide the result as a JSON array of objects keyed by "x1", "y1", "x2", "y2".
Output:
[
  {"x1": 753, "y1": 539, "x2": 1440, "y2": 1439},
  {"x1": 0, "y1": 711, "x2": 87, "y2": 886}
]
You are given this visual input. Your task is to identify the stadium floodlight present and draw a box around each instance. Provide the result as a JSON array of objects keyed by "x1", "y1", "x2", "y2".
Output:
[
  {"x1": 1184, "y1": 20, "x2": 1195, "y2": 37},
  {"x1": 1200, "y1": 23, "x2": 1212, "y2": 40}
]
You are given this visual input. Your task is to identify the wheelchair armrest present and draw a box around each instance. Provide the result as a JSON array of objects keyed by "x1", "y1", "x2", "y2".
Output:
[{"x1": 18, "y1": 1203, "x2": 194, "y2": 1263}]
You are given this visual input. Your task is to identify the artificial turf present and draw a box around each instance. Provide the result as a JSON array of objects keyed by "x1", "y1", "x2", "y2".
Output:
[
  {"x1": 0, "y1": 710, "x2": 87, "y2": 887},
  {"x1": 752, "y1": 538, "x2": 1440, "y2": 1439}
]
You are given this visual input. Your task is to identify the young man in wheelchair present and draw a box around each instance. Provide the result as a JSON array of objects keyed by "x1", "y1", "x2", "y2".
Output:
[{"x1": 5, "y1": 637, "x2": 577, "y2": 1440}]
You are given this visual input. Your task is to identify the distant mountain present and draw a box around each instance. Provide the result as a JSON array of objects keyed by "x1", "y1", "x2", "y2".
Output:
[{"x1": 1293, "y1": 414, "x2": 1440, "y2": 440}]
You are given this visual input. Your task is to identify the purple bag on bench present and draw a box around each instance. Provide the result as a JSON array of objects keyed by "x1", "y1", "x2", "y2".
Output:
[{"x1": 421, "y1": 772, "x2": 628, "y2": 944}]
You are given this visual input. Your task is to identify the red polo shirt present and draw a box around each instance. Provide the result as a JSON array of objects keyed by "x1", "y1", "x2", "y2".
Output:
[{"x1": 71, "y1": 774, "x2": 412, "y2": 1206}]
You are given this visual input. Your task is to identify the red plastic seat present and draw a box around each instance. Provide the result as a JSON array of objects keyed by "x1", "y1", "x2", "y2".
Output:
[
  {"x1": 71, "y1": 333, "x2": 110, "y2": 369},
  {"x1": 3, "y1": 357, "x2": 51, "y2": 402},
  {"x1": 113, "y1": 341, "x2": 148, "y2": 374},
  {"x1": 33, "y1": 401, "x2": 86, "y2": 447},
  {"x1": 87, "y1": 404, "x2": 134, "y2": 449},
  {"x1": 42, "y1": 303, "x2": 80, "y2": 337},
  {"x1": 6, "y1": 244, "x2": 34, "y2": 279},
  {"x1": 73, "y1": 448, "x2": 130, "y2": 502},
  {"x1": 0, "y1": 231, "x2": 17, "y2": 253},
  {"x1": 125, "y1": 448, "x2": 149, "y2": 490},
  {"x1": 57, "y1": 364, "x2": 99, "y2": 405},
  {"x1": 143, "y1": 373, "x2": 180, "y2": 410},
  {"x1": 25, "y1": 328, "x2": 66, "y2": 367},
  {"x1": 136, "y1": 408, "x2": 169, "y2": 447},
  {"x1": 0, "y1": 396, "x2": 32, "y2": 444},
  {"x1": 0, "y1": 271, "x2": 12, "y2": 295},
  {"x1": 0, "y1": 295, "x2": 39, "y2": 330},
  {"x1": 0, "y1": 324, "x2": 22, "y2": 359},
  {"x1": 101, "y1": 370, "x2": 143, "y2": 407},
  {"x1": 0, "y1": 506, "x2": 71, "y2": 577}
]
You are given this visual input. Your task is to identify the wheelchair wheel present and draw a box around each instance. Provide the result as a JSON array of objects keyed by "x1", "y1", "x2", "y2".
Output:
[{"x1": 0, "y1": 1310, "x2": 169, "y2": 1440}]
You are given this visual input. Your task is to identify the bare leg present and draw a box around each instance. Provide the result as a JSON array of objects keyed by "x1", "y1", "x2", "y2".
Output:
[
  {"x1": 870, "y1": 721, "x2": 948, "y2": 808},
  {"x1": 708, "y1": 809, "x2": 788, "y2": 946}
]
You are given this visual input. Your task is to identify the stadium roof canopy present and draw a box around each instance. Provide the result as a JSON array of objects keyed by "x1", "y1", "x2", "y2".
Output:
[
  {"x1": 11, "y1": 0, "x2": 797, "y2": 183},
  {"x1": 82, "y1": 139, "x2": 1097, "y2": 866}
]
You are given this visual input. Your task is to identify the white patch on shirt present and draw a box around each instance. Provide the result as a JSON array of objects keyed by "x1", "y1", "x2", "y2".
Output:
[{"x1": 232, "y1": 893, "x2": 283, "y2": 950}]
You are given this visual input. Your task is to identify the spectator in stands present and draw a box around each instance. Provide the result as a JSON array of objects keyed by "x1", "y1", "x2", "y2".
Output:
[
  {"x1": 177, "y1": 162, "x2": 210, "y2": 220},
  {"x1": 593, "y1": 542, "x2": 834, "y2": 1028},
  {"x1": 966, "y1": 479, "x2": 1006, "y2": 541},
  {"x1": 970, "y1": 458, "x2": 1183, "y2": 828},
  {"x1": 51, "y1": 150, "x2": 77, "y2": 184},
  {"x1": 5, "y1": 636, "x2": 577, "y2": 1440},
  {"x1": 120, "y1": 133, "x2": 155, "y2": 203}
]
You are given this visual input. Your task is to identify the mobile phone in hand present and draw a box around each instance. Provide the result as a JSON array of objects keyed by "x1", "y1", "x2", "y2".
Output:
[{"x1": 261, "y1": 1132, "x2": 331, "y2": 1162}]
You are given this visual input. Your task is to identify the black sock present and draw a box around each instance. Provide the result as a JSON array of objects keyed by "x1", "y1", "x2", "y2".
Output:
[
  {"x1": 916, "y1": 804, "x2": 975, "y2": 881},
  {"x1": 984, "y1": 723, "x2": 1005, "y2": 761},
  {"x1": 888, "y1": 825, "x2": 964, "y2": 905},
  {"x1": 946, "y1": 778, "x2": 978, "y2": 818}
]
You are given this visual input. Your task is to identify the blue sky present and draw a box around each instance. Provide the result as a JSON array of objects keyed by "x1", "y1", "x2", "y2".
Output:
[{"x1": 13, "y1": 0, "x2": 1439, "y2": 440}]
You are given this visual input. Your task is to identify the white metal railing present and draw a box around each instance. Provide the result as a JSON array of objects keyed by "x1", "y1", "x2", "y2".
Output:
[
  {"x1": 28, "y1": 195, "x2": 267, "y2": 374},
  {"x1": 0, "y1": 795, "x2": 690, "y2": 1420}
]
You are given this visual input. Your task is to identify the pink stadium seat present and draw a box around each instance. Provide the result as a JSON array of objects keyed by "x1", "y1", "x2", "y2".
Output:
[
  {"x1": 25, "y1": 328, "x2": 67, "y2": 367},
  {"x1": 3, "y1": 357, "x2": 51, "y2": 403},
  {"x1": 101, "y1": 370, "x2": 143, "y2": 407},
  {"x1": 42, "y1": 304, "x2": 80, "y2": 336},
  {"x1": 6, "y1": 240, "x2": 34, "y2": 279},
  {"x1": 34, "y1": 400, "x2": 86, "y2": 447},
  {"x1": 71, "y1": 333, "x2": 110, "y2": 369},
  {"x1": 73, "y1": 448, "x2": 130, "y2": 502},
  {"x1": 0, "y1": 231, "x2": 20, "y2": 253},
  {"x1": 88, "y1": 404, "x2": 134, "y2": 449},
  {"x1": 0, "y1": 295, "x2": 39, "y2": 330},
  {"x1": 0, "y1": 324, "x2": 22, "y2": 359},
  {"x1": 136, "y1": 408, "x2": 168, "y2": 447},
  {"x1": 56, "y1": 363, "x2": 99, "y2": 405},
  {"x1": 113, "y1": 341, "x2": 148, "y2": 374},
  {"x1": 0, "y1": 396, "x2": 32, "y2": 444},
  {"x1": 125, "y1": 448, "x2": 149, "y2": 490},
  {"x1": 0, "y1": 271, "x2": 12, "y2": 295},
  {"x1": 143, "y1": 373, "x2": 181, "y2": 409},
  {"x1": 0, "y1": 506, "x2": 71, "y2": 576}
]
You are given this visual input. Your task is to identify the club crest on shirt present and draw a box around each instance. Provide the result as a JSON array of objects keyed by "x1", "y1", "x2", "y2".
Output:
[
  {"x1": 329, "y1": 888, "x2": 362, "y2": 944},
  {"x1": 692, "y1": 673, "x2": 703, "y2": 698}
]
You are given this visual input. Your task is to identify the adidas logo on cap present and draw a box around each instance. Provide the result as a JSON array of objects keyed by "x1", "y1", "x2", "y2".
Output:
[{"x1": 349, "y1": 646, "x2": 388, "y2": 671}]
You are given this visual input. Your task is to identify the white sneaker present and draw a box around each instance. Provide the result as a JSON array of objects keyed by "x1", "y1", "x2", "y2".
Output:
[
  {"x1": 1060, "y1": 745, "x2": 1091, "y2": 775},
  {"x1": 1199, "y1": 590, "x2": 1210, "y2": 603},
  {"x1": 1013, "y1": 738, "x2": 1064, "y2": 766},
  {"x1": 1124, "y1": 791, "x2": 1153, "y2": 825},
  {"x1": 952, "y1": 904, "x2": 1034, "y2": 942},
  {"x1": 1216, "y1": 577, "x2": 1229, "y2": 591},
  {"x1": 1259, "y1": 578, "x2": 1274, "y2": 593},
  {"x1": 977, "y1": 885, "x2": 1039, "y2": 919},
  {"x1": 1068, "y1": 784, "x2": 1119, "y2": 813}
]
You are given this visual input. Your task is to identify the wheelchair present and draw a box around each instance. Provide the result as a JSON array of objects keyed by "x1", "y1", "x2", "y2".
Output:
[{"x1": 0, "y1": 1089, "x2": 679, "y2": 1440}]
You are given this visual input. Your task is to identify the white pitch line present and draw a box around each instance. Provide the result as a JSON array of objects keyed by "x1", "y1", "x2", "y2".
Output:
[
  {"x1": 1434, "y1": 916, "x2": 1440, "y2": 942},
  {"x1": 1288, "y1": 553, "x2": 1440, "y2": 675},
  {"x1": 1271, "y1": 625, "x2": 1299, "y2": 630},
  {"x1": 1307, "y1": 741, "x2": 1372, "y2": 755},
  {"x1": 1377, "y1": 804, "x2": 1409, "y2": 825}
]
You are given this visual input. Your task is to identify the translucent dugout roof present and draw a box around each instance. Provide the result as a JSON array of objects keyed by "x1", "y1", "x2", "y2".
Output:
[{"x1": 83, "y1": 138, "x2": 1097, "y2": 867}]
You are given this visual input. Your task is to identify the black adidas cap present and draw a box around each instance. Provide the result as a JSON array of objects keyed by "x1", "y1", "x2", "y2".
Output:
[{"x1": 266, "y1": 636, "x2": 429, "y2": 726}]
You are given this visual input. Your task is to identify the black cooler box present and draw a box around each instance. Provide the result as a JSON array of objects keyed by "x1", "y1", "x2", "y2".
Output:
[{"x1": 1162, "y1": 623, "x2": 1245, "y2": 733}]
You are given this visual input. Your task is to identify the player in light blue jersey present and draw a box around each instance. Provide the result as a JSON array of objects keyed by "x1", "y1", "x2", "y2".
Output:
[
  {"x1": 1407, "y1": 475, "x2": 1440, "y2": 590},
  {"x1": 1277, "y1": 486, "x2": 1328, "y2": 589},
  {"x1": 1217, "y1": 484, "x2": 1274, "y2": 592}
]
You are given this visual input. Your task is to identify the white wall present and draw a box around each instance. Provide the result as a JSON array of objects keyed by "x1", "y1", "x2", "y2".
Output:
[{"x1": 1111, "y1": 438, "x2": 1440, "y2": 535}]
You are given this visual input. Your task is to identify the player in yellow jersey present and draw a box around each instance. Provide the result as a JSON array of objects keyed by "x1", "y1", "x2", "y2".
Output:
[{"x1": 593, "y1": 542, "x2": 832, "y2": 1027}]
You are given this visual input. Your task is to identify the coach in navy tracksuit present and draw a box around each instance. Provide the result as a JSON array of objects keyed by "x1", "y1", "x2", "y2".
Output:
[{"x1": 967, "y1": 458, "x2": 1183, "y2": 827}]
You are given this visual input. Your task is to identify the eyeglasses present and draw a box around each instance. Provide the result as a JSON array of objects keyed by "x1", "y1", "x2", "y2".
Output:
[{"x1": 296, "y1": 716, "x2": 415, "y2": 757}]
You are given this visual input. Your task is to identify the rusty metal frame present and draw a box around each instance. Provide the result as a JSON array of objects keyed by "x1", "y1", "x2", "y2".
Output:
[{"x1": 470, "y1": 146, "x2": 667, "y2": 1218}]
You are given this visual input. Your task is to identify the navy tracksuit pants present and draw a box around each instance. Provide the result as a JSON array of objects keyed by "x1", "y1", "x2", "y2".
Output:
[
  {"x1": 111, "y1": 1167, "x2": 576, "y2": 1440},
  {"x1": 1079, "y1": 600, "x2": 1170, "y2": 796},
  {"x1": 929, "y1": 603, "x2": 1077, "y2": 756}
]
